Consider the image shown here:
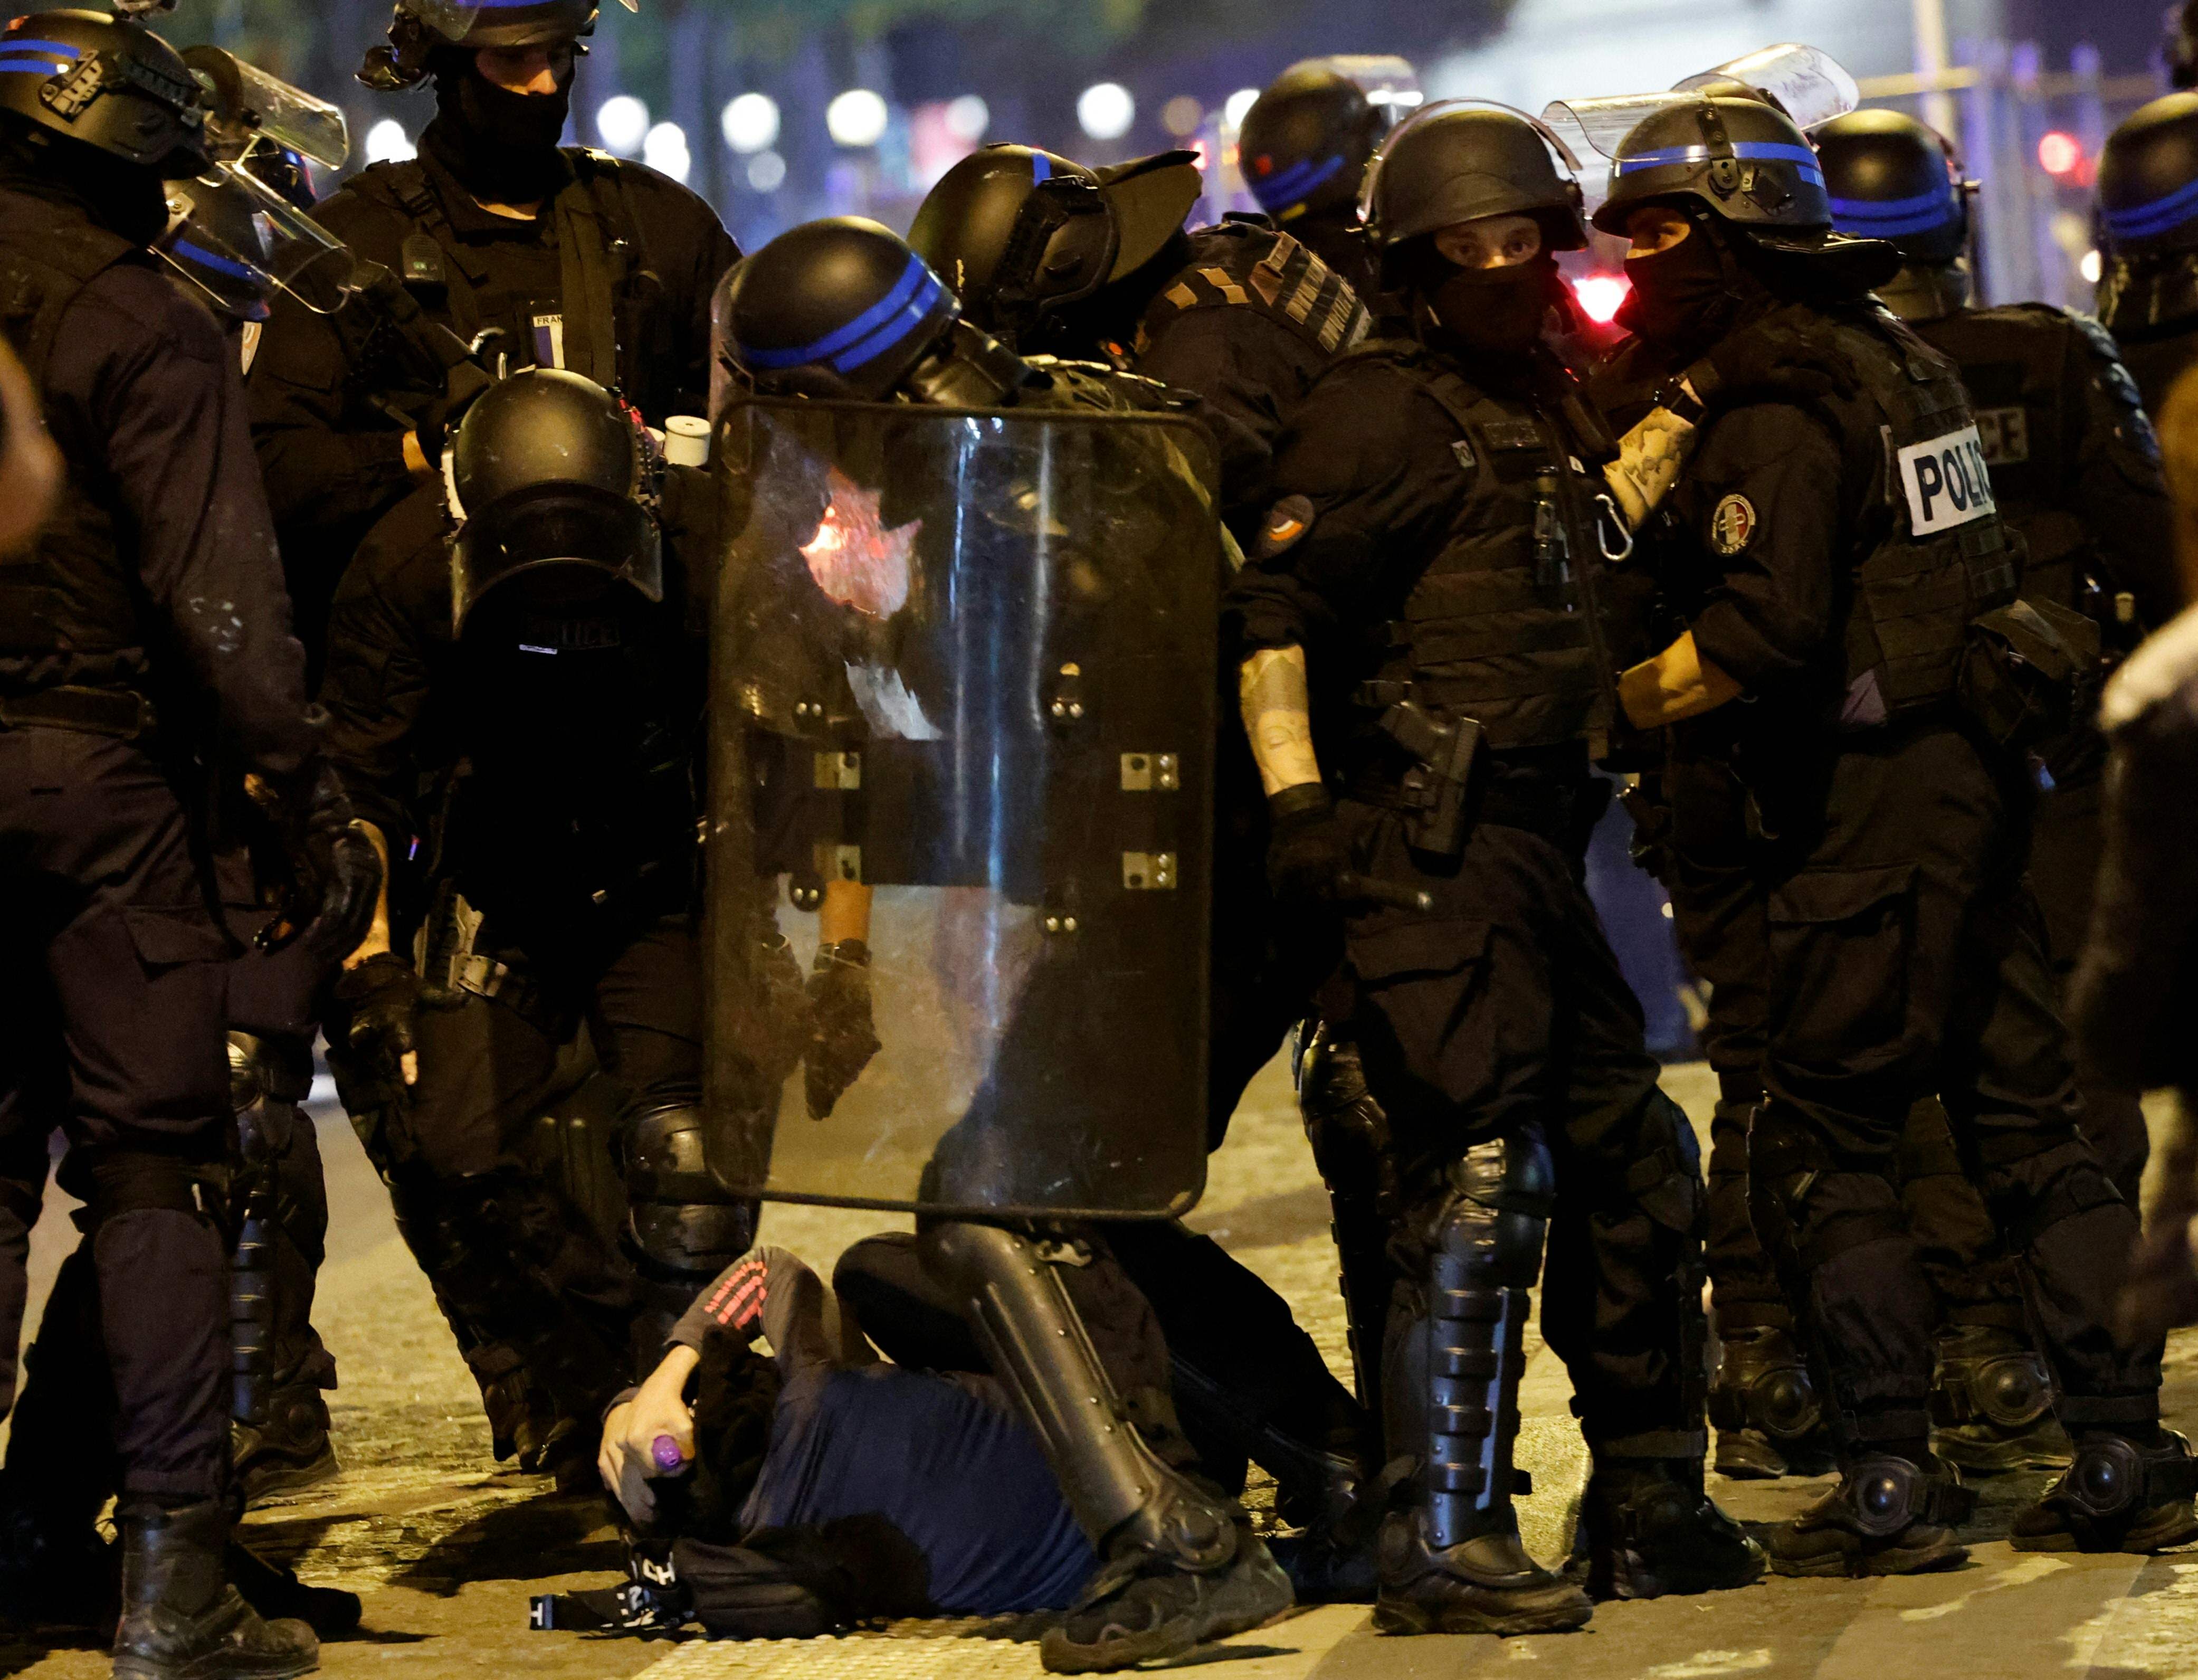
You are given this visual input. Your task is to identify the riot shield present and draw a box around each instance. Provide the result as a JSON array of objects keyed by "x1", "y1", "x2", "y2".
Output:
[{"x1": 705, "y1": 396, "x2": 1222, "y2": 1221}]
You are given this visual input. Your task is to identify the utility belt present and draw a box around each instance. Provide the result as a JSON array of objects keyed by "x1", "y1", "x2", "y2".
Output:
[{"x1": 0, "y1": 684, "x2": 158, "y2": 742}]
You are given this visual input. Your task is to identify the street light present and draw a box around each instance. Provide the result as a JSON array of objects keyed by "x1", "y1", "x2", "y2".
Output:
[
  {"x1": 643, "y1": 121, "x2": 691, "y2": 183},
  {"x1": 1078, "y1": 81, "x2": 1134, "y2": 142},
  {"x1": 721, "y1": 92, "x2": 779, "y2": 154},
  {"x1": 596, "y1": 94, "x2": 650, "y2": 157},
  {"x1": 747, "y1": 150, "x2": 787, "y2": 192},
  {"x1": 944, "y1": 94, "x2": 989, "y2": 143},
  {"x1": 1223, "y1": 87, "x2": 1260, "y2": 129},
  {"x1": 364, "y1": 117, "x2": 414, "y2": 165},
  {"x1": 827, "y1": 89, "x2": 889, "y2": 148}
]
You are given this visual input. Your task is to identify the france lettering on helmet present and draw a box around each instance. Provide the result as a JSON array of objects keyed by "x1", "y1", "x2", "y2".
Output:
[
  {"x1": 1362, "y1": 102, "x2": 1586, "y2": 282},
  {"x1": 1814, "y1": 109, "x2": 1969, "y2": 264},
  {"x1": 716, "y1": 219, "x2": 963, "y2": 401},
  {"x1": 1238, "y1": 61, "x2": 1385, "y2": 222},
  {"x1": 1592, "y1": 94, "x2": 1831, "y2": 236},
  {"x1": 909, "y1": 144, "x2": 1202, "y2": 342},
  {"x1": 2099, "y1": 93, "x2": 2198, "y2": 256},
  {"x1": 0, "y1": 10, "x2": 209, "y2": 176}
]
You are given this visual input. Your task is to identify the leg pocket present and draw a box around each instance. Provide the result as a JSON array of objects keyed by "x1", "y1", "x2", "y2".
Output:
[
  {"x1": 1766, "y1": 863, "x2": 1917, "y2": 1072},
  {"x1": 1346, "y1": 916, "x2": 1496, "y2": 1126}
]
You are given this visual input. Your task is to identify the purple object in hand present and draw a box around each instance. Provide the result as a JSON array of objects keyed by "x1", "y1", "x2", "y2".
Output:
[{"x1": 652, "y1": 1435, "x2": 686, "y2": 1472}]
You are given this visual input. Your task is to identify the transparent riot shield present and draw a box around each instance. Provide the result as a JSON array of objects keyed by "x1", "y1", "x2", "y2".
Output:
[{"x1": 705, "y1": 397, "x2": 1222, "y2": 1220}]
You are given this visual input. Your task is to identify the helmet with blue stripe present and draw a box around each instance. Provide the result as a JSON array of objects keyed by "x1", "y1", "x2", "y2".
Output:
[
  {"x1": 2100, "y1": 93, "x2": 2198, "y2": 257},
  {"x1": 717, "y1": 219, "x2": 965, "y2": 401},
  {"x1": 1592, "y1": 94, "x2": 1831, "y2": 236},
  {"x1": 0, "y1": 10, "x2": 208, "y2": 177},
  {"x1": 1238, "y1": 61, "x2": 1384, "y2": 222},
  {"x1": 1814, "y1": 110, "x2": 1969, "y2": 265}
]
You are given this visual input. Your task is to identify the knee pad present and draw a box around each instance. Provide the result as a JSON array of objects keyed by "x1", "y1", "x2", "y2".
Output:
[{"x1": 625, "y1": 1104, "x2": 758, "y2": 1280}]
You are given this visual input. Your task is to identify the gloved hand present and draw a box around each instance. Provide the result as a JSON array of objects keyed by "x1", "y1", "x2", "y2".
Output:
[
  {"x1": 754, "y1": 932, "x2": 812, "y2": 1087},
  {"x1": 1685, "y1": 307, "x2": 1860, "y2": 410},
  {"x1": 804, "y1": 940, "x2": 880, "y2": 1121},
  {"x1": 329, "y1": 951, "x2": 421, "y2": 1097},
  {"x1": 250, "y1": 760, "x2": 382, "y2": 961},
  {"x1": 1265, "y1": 784, "x2": 1356, "y2": 906}
]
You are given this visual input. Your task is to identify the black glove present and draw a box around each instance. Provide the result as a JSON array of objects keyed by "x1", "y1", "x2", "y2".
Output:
[
  {"x1": 804, "y1": 941, "x2": 879, "y2": 1121},
  {"x1": 754, "y1": 933, "x2": 811, "y2": 1088},
  {"x1": 329, "y1": 951, "x2": 420, "y2": 1099},
  {"x1": 1683, "y1": 307, "x2": 1860, "y2": 411},
  {"x1": 252, "y1": 760, "x2": 382, "y2": 961},
  {"x1": 1265, "y1": 784, "x2": 1356, "y2": 907}
]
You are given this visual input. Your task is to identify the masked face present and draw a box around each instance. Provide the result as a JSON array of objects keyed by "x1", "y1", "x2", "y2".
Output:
[
  {"x1": 423, "y1": 44, "x2": 575, "y2": 202},
  {"x1": 1424, "y1": 252, "x2": 1563, "y2": 355},
  {"x1": 1616, "y1": 206, "x2": 1733, "y2": 347}
]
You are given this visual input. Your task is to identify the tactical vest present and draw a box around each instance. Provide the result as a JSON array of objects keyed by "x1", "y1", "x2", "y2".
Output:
[
  {"x1": 347, "y1": 148, "x2": 650, "y2": 401},
  {"x1": 1815, "y1": 309, "x2": 2019, "y2": 714},
  {"x1": 0, "y1": 220, "x2": 152, "y2": 692},
  {"x1": 1350, "y1": 343, "x2": 1613, "y2": 753},
  {"x1": 1910, "y1": 303, "x2": 2124, "y2": 614},
  {"x1": 1131, "y1": 220, "x2": 1372, "y2": 364}
]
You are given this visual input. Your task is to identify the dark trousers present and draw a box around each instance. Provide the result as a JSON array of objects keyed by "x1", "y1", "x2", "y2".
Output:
[
  {"x1": 1746, "y1": 723, "x2": 2156, "y2": 1442},
  {"x1": 0, "y1": 729, "x2": 232, "y2": 1502}
]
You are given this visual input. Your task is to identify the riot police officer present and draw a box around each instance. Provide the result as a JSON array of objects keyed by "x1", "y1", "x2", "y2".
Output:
[
  {"x1": 711, "y1": 216, "x2": 1296, "y2": 1673},
  {"x1": 0, "y1": 11, "x2": 380, "y2": 1675},
  {"x1": 316, "y1": 369, "x2": 752, "y2": 1475},
  {"x1": 248, "y1": 0, "x2": 739, "y2": 668},
  {"x1": 2099, "y1": 93, "x2": 2198, "y2": 419},
  {"x1": 1236, "y1": 62, "x2": 1389, "y2": 308},
  {"x1": 1230, "y1": 104, "x2": 1764, "y2": 1632},
  {"x1": 1604, "y1": 92, "x2": 2192, "y2": 1572}
]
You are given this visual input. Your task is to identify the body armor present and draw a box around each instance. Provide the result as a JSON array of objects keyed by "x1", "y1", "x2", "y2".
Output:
[
  {"x1": 1344, "y1": 344, "x2": 1614, "y2": 756},
  {"x1": 1130, "y1": 220, "x2": 1370, "y2": 365},
  {"x1": 0, "y1": 225, "x2": 156, "y2": 696}
]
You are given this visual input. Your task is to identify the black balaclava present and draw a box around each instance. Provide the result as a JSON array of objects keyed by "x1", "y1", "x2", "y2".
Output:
[
  {"x1": 1422, "y1": 251, "x2": 1568, "y2": 357},
  {"x1": 420, "y1": 47, "x2": 573, "y2": 205},
  {"x1": 1617, "y1": 214, "x2": 1739, "y2": 350},
  {"x1": 0, "y1": 123, "x2": 169, "y2": 245}
]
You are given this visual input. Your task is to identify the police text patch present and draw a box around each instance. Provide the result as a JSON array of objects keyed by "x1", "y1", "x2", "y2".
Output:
[
  {"x1": 1897, "y1": 424, "x2": 1997, "y2": 534},
  {"x1": 1709, "y1": 494, "x2": 1758, "y2": 556}
]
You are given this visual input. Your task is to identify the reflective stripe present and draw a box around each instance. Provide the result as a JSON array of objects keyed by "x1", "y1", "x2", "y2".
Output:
[
  {"x1": 0, "y1": 40, "x2": 84, "y2": 59},
  {"x1": 737, "y1": 253, "x2": 943, "y2": 373},
  {"x1": 1616, "y1": 140, "x2": 1824, "y2": 185},
  {"x1": 1032, "y1": 151, "x2": 1052, "y2": 183},
  {"x1": 1252, "y1": 152, "x2": 1345, "y2": 211},
  {"x1": 172, "y1": 238, "x2": 264, "y2": 282},
  {"x1": 1828, "y1": 189, "x2": 1958, "y2": 239},
  {"x1": 2105, "y1": 174, "x2": 2198, "y2": 244}
]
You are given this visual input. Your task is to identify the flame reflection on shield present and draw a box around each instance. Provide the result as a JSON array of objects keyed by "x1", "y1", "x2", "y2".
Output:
[{"x1": 800, "y1": 467, "x2": 920, "y2": 618}]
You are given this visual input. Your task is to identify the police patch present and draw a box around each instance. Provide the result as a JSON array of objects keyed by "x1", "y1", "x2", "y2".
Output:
[
  {"x1": 1709, "y1": 493, "x2": 1758, "y2": 556},
  {"x1": 1259, "y1": 493, "x2": 1315, "y2": 557}
]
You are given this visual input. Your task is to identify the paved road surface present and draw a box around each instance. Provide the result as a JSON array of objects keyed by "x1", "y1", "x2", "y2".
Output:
[{"x1": 4, "y1": 1060, "x2": 2195, "y2": 1678}]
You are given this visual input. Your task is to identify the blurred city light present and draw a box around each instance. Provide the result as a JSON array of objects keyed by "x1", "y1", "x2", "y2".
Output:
[
  {"x1": 1223, "y1": 87, "x2": 1260, "y2": 129},
  {"x1": 643, "y1": 121, "x2": 691, "y2": 182},
  {"x1": 720, "y1": 92, "x2": 779, "y2": 154},
  {"x1": 2036, "y1": 130, "x2": 2083, "y2": 178},
  {"x1": 1162, "y1": 95, "x2": 1204, "y2": 138},
  {"x1": 944, "y1": 94, "x2": 990, "y2": 143},
  {"x1": 596, "y1": 94, "x2": 650, "y2": 157},
  {"x1": 2079, "y1": 248, "x2": 2102, "y2": 284},
  {"x1": 746, "y1": 150, "x2": 787, "y2": 192},
  {"x1": 1078, "y1": 82, "x2": 1136, "y2": 141},
  {"x1": 364, "y1": 117, "x2": 414, "y2": 165},
  {"x1": 827, "y1": 88, "x2": 890, "y2": 148},
  {"x1": 1572, "y1": 274, "x2": 1630, "y2": 325}
]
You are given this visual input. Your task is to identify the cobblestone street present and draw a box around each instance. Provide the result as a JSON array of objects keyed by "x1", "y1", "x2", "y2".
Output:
[{"x1": 5, "y1": 1061, "x2": 2198, "y2": 1678}]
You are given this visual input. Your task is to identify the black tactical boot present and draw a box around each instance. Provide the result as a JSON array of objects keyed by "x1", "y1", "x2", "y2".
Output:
[
  {"x1": 1757, "y1": 1455, "x2": 1974, "y2": 1578},
  {"x1": 1374, "y1": 1510, "x2": 1592, "y2": 1635},
  {"x1": 1928, "y1": 1325, "x2": 2073, "y2": 1477},
  {"x1": 112, "y1": 1499, "x2": 318, "y2": 1680},
  {"x1": 1709, "y1": 1322, "x2": 1835, "y2": 1479},
  {"x1": 225, "y1": 1544, "x2": 360, "y2": 1640},
  {"x1": 1569, "y1": 1458, "x2": 1766, "y2": 1600},
  {"x1": 232, "y1": 1385, "x2": 339, "y2": 1507},
  {"x1": 2011, "y1": 1430, "x2": 2198, "y2": 1553}
]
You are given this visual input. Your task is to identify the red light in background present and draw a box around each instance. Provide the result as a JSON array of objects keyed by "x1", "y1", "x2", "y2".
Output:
[
  {"x1": 2038, "y1": 131, "x2": 2083, "y2": 178},
  {"x1": 1572, "y1": 274, "x2": 1630, "y2": 326}
]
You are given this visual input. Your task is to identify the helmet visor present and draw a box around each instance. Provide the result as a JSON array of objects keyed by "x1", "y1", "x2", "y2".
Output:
[
  {"x1": 158, "y1": 163, "x2": 357, "y2": 319},
  {"x1": 1672, "y1": 44, "x2": 1859, "y2": 134},
  {"x1": 452, "y1": 485, "x2": 663, "y2": 633},
  {"x1": 184, "y1": 48, "x2": 349, "y2": 169}
]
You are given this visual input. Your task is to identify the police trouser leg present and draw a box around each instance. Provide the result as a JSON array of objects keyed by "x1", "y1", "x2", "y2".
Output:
[
  {"x1": 915, "y1": 1222, "x2": 1244, "y2": 1574},
  {"x1": 1297, "y1": 1022, "x2": 1401, "y2": 1434}
]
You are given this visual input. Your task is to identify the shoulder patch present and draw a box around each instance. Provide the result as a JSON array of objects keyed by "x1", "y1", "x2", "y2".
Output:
[
  {"x1": 1709, "y1": 493, "x2": 1759, "y2": 556},
  {"x1": 1259, "y1": 495, "x2": 1315, "y2": 558}
]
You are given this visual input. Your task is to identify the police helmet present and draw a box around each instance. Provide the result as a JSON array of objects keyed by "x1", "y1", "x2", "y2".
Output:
[
  {"x1": 1238, "y1": 61, "x2": 1385, "y2": 222},
  {"x1": 1593, "y1": 94, "x2": 1831, "y2": 236},
  {"x1": 909, "y1": 144, "x2": 1203, "y2": 340},
  {"x1": 717, "y1": 219, "x2": 963, "y2": 401},
  {"x1": 1364, "y1": 103, "x2": 1587, "y2": 280},
  {"x1": 450, "y1": 367, "x2": 661, "y2": 632},
  {"x1": 1814, "y1": 110, "x2": 1969, "y2": 264},
  {"x1": 2100, "y1": 93, "x2": 2198, "y2": 256},
  {"x1": 0, "y1": 10, "x2": 209, "y2": 177},
  {"x1": 157, "y1": 161, "x2": 355, "y2": 319},
  {"x1": 360, "y1": 0, "x2": 616, "y2": 92}
]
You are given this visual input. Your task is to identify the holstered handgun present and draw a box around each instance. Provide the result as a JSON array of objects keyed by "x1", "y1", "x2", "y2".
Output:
[{"x1": 1377, "y1": 698, "x2": 1485, "y2": 863}]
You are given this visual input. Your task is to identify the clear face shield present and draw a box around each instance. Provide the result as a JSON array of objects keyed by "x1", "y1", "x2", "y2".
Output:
[
  {"x1": 182, "y1": 47, "x2": 349, "y2": 174},
  {"x1": 157, "y1": 162, "x2": 358, "y2": 321}
]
